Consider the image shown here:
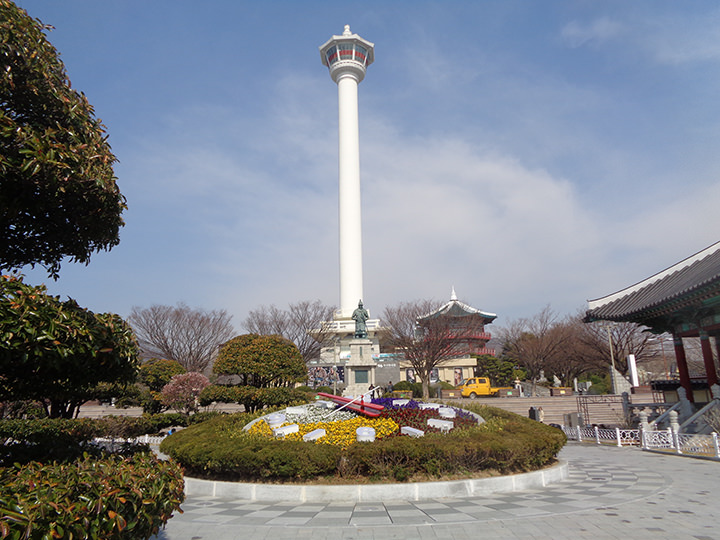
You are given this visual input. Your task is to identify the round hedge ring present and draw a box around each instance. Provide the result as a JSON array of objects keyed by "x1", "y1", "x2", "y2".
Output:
[{"x1": 159, "y1": 399, "x2": 566, "y2": 484}]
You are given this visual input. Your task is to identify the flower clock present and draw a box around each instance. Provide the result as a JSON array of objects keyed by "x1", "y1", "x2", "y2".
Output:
[{"x1": 247, "y1": 397, "x2": 480, "y2": 449}]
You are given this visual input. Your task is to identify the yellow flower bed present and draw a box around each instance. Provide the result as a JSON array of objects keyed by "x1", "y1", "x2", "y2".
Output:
[{"x1": 249, "y1": 416, "x2": 400, "y2": 449}]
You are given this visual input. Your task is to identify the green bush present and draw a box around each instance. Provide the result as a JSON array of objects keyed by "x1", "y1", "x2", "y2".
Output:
[
  {"x1": 199, "y1": 384, "x2": 310, "y2": 413},
  {"x1": 392, "y1": 380, "x2": 413, "y2": 391},
  {"x1": 0, "y1": 418, "x2": 98, "y2": 465},
  {"x1": 160, "y1": 405, "x2": 566, "y2": 483},
  {"x1": 315, "y1": 385, "x2": 334, "y2": 394},
  {"x1": 0, "y1": 400, "x2": 47, "y2": 419},
  {"x1": 392, "y1": 381, "x2": 429, "y2": 397},
  {"x1": 139, "y1": 359, "x2": 186, "y2": 392},
  {"x1": 93, "y1": 382, "x2": 144, "y2": 408},
  {"x1": 160, "y1": 413, "x2": 340, "y2": 481},
  {"x1": 0, "y1": 452, "x2": 183, "y2": 539},
  {"x1": 0, "y1": 413, "x2": 218, "y2": 465},
  {"x1": 213, "y1": 334, "x2": 307, "y2": 388}
]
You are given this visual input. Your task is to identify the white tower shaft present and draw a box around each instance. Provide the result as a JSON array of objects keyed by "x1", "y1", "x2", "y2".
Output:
[
  {"x1": 337, "y1": 73, "x2": 363, "y2": 317},
  {"x1": 319, "y1": 26, "x2": 374, "y2": 319}
]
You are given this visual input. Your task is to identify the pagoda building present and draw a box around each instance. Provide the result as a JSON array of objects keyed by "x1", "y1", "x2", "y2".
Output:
[
  {"x1": 418, "y1": 288, "x2": 497, "y2": 357},
  {"x1": 399, "y1": 289, "x2": 498, "y2": 386}
]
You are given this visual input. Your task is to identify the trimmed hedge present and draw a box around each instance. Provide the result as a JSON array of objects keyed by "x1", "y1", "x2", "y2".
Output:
[
  {"x1": 160, "y1": 403, "x2": 566, "y2": 483},
  {"x1": 199, "y1": 384, "x2": 310, "y2": 412},
  {"x1": 0, "y1": 412, "x2": 221, "y2": 442},
  {"x1": 0, "y1": 413, "x2": 222, "y2": 466},
  {"x1": 0, "y1": 452, "x2": 184, "y2": 539}
]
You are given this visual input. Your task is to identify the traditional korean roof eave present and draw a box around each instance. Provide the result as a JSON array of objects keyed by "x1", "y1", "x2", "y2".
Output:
[
  {"x1": 584, "y1": 241, "x2": 720, "y2": 326},
  {"x1": 418, "y1": 288, "x2": 497, "y2": 323}
]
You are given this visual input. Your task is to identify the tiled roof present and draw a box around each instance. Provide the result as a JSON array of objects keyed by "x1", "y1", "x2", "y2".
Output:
[
  {"x1": 419, "y1": 290, "x2": 497, "y2": 323},
  {"x1": 585, "y1": 241, "x2": 720, "y2": 322}
]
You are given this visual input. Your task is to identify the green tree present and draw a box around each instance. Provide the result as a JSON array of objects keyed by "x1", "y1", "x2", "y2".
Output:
[
  {"x1": 0, "y1": 275, "x2": 139, "y2": 417},
  {"x1": 139, "y1": 358, "x2": 186, "y2": 392},
  {"x1": 0, "y1": 2, "x2": 126, "y2": 277},
  {"x1": 213, "y1": 333, "x2": 306, "y2": 388},
  {"x1": 474, "y1": 354, "x2": 525, "y2": 387}
]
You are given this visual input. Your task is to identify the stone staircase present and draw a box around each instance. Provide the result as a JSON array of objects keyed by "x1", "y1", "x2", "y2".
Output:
[{"x1": 440, "y1": 395, "x2": 626, "y2": 427}]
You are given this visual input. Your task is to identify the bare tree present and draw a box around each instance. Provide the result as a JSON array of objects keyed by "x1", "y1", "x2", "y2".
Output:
[
  {"x1": 545, "y1": 316, "x2": 605, "y2": 386},
  {"x1": 576, "y1": 318, "x2": 658, "y2": 376},
  {"x1": 243, "y1": 300, "x2": 335, "y2": 363},
  {"x1": 382, "y1": 300, "x2": 464, "y2": 400},
  {"x1": 498, "y1": 308, "x2": 661, "y2": 392},
  {"x1": 129, "y1": 303, "x2": 235, "y2": 372},
  {"x1": 497, "y1": 306, "x2": 571, "y2": 395}
]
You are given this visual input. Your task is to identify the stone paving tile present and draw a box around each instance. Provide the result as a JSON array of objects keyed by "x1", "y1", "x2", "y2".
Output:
[{"x1": 151, "y1": 443, "x2": 720, "y2": 540}]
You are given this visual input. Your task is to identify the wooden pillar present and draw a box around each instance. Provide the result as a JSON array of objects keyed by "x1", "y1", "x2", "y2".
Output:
[
  {"x1": 699, "y1": 330, "x2": 718, "y2": 388},
  {"x1": 673, "y1": 333, "x2": 694, "y2": 402}
]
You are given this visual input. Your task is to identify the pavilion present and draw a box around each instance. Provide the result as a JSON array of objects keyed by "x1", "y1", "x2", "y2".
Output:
[
  {"x1": 399, "y1": 289, "x2": 497, "y2": 386},
  {"x1": 585, "y1": 241, "x2": 720, "y2": 402}
]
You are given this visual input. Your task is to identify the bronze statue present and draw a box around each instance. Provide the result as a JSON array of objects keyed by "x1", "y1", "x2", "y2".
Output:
[{"x1": 352, "y1": 300, "x2": 369, "y2": 338}]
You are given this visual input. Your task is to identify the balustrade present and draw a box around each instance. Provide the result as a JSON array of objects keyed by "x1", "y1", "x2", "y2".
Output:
[{"x1": 561, "y1": 424, "x2": 720, "y2": 459}]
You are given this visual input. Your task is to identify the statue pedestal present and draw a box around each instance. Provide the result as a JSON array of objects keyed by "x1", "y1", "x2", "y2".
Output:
[{"x1": 342, "y1": 338, "x2": 377, "y2": 397}]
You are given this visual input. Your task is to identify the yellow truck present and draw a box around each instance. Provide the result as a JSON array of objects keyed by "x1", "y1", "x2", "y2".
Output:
[{"x1": 457, "y1": 377, "x2": 514, "y2": 398}]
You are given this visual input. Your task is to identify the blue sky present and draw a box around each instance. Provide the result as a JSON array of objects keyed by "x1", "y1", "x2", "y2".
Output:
[{"x1": 14, "y1": 1, "x2": 720, "y2": 331}]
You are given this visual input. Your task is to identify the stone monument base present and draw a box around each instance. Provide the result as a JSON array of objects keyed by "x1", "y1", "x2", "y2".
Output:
[{"x1": 342, "y1": 338, "x2": 377, "y2": 397}]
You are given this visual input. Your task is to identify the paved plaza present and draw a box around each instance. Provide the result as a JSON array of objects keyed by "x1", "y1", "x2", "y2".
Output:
[{"x1": 151, "y1": 443, "x2": 720, "y2": 540}]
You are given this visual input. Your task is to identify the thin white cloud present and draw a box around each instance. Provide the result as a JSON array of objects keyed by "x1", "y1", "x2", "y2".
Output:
[
  {"x1": 642, "y1": 10, "x2": 720, "y2": 65},
  {"x1": 561, "y1": 17, "x2": 624, "y2": 49}
]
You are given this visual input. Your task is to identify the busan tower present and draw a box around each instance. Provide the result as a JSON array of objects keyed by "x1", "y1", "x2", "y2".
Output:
[
  {"x1": 317, "y1": 26, "x2": 381, "y2": 372},
  {"x1": 319, "y1": 25, "x2": 374, "y2": 319}
]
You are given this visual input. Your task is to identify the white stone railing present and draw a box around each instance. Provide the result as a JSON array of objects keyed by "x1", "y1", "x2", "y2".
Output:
[
  {"x1": 93, "y1": 434, "x2": 167, "y2": 448},
  {"x1": 562, "y1": 425, "x2": 720, "y2": 459},
  {"x1": 561, "y1": 425, "x2": 640, "y2": 447},
  {"x1": 641, "y1": 429, "x2": 720, "y2": 458}
]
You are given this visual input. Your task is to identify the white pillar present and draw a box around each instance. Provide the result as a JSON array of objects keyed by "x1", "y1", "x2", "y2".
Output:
[
  {"x1": 319, "y1": 26, "x2": 374, "y2": 319},
  {"x1": 627, "y1": 354, "x2": 639, "y2": 387},
  {"x1": 337, "y1": 73, "x2": 363, "y2": 317}
]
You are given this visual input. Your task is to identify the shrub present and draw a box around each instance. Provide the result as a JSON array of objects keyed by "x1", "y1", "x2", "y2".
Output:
[
  {"x1": 0, "y1": 400, "x2": 46, "y2": 419},
  {"x1": 392, "y1": 380, "x2": 413, "y2": 391},
  {"x1": 213, "y1": 334, "x2": 306, "y2": 387},
  {"x1": 161, "y1": 405, "x2": 566, "y2": 483},
  {"x1": 392, "y1": 380, "x2": 427, "y2": 397},
  {"x1": 0, "y1": 417, "x2": 101, "y2": 465},
  {"x1": 0, "y1": 413, "x2": 216, "y2": 465},
  {"x1": 160, "y1": 414, "x2": 341, "y2": 481},
  {"x1": 93, "y1": 382, "x2": 144, "y2": 409},
  {"x1": 199, "y1": 384, "x2": 310, "y2": 413},
  {"x1": 0, "y1": 452, "x2": 184, "y2": 539},
  {"x1": 139, "y1": 359, "x2": 186, "y2": 392},
  {"x1": 159, "y1": 372, "x2": 210, "y2": 414},
  {"x1": 0, "y1": 276, "x2": 139, "y2": 419}
]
